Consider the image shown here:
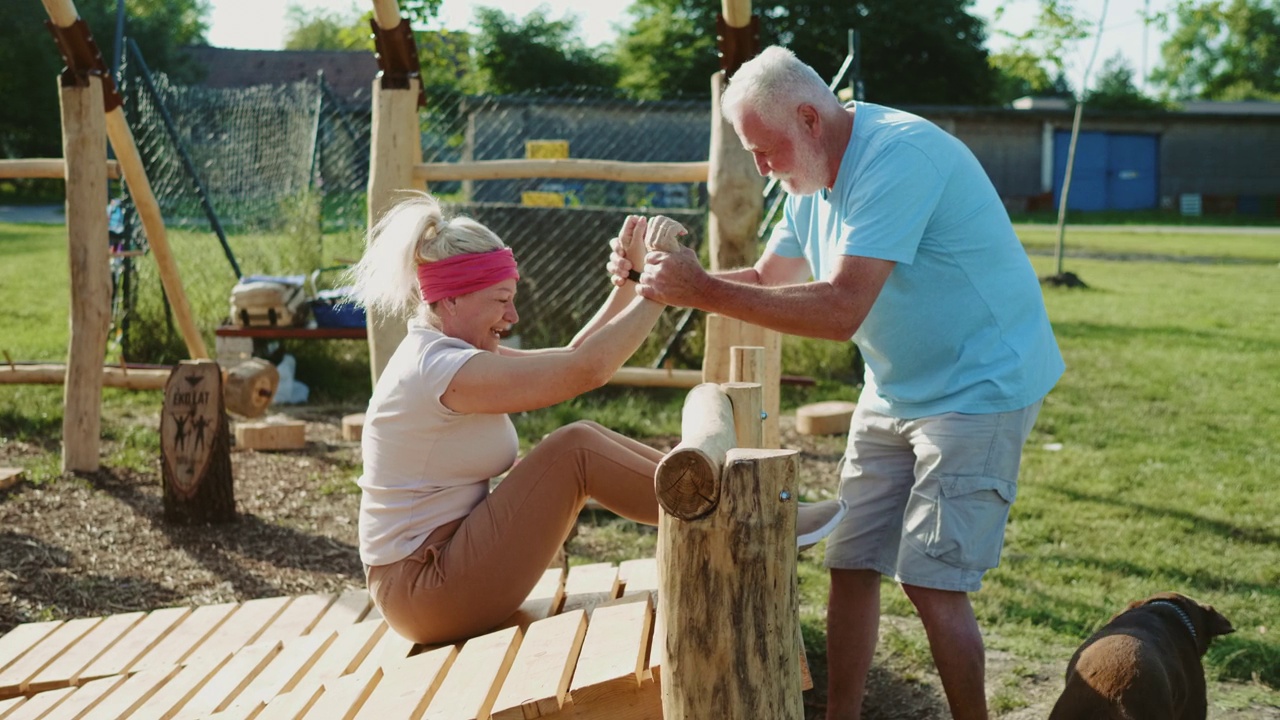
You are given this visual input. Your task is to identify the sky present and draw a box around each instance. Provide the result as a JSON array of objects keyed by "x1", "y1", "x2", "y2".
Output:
[{"x1": 205, "y1": 0, "x2": 1173, "y2": 92}]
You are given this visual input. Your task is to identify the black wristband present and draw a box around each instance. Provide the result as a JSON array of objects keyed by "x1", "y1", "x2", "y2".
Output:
[{"x1": 627, "y1": 269, "x2": 643, "y2": 283}]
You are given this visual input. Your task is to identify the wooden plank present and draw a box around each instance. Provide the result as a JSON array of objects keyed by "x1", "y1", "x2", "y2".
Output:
[
  {"x1": 175, "y1": 640, "x2": 281, "y2": 719},
  {"x1": 491, "y1": 610, "x2": 587, "y2": 719},
  {"x1": 251, "y1": 683, "x2": 324, "y2": 720},
  {"x1": 618, "y1": 558, "x2": 659, "y2": 598},
  {"x1": 224, "y1": 632, "x2": 335, "y2": 714},
  {"x1": 307, "y1": 590, "x2": 371, "y2": 638},
  {"x1": 351, "y1": 626, "x2": 415, "y2": 679},
  {"x1": 559, "y1": 563, "x2": 620, "y2": 617},
  {"x1": 80, "y1": 667, "x2": 180, "y2": 720},
  {"x1": 253, "y1": 595, "x2": 336, "y2": 649},
  {"x1": 0, "y1": 616, "x2": 101, "y2": 695},
  {"x1": 77, "y1": 606, "x2": 191, "y2": 681},
  {"x1": 539, "y1": 677, "x2": 663, "y2": 720},
  {"x1": 648, "y1": 602, "x2": 665, "y2": 679},
  {"x1": 420, "y1": 626, "x2": 522, "y2": 720},
  {"x1": 0, "y1": 696, "x2": 25, "y2": 718},
  {"x1": 129, "y1": 651, "x2": 233, "y2": 720},
  {"x1": 0, "y1": 622, "x2": 62, "y2": 676},
  {"x1": 299, "y1": 668, "x2": 381, "y2": 720},
  {"x1": 183, "y1": 596, "x2": 291, "y2": 668},
  {"x1": 130, "y1": 602, "x2": 237, "y2": 673},
  {"x1": 351, "y1": 645, "x2": 456, "y2": 720},
  {"x1": 36, "y1": 672, "x2": 127, "y2": 719},
  {"x1": 500, "y1": 567, "x2": 565, "y2": 631},
  {"x1": 290, "y1": 621, "x2": 386, "y2": 695},
  {"x1": 569, "y1": 595, "x2": 653, "y2": 706},
  {"x1": 27, "y1": 611, "x2": 144, "y2": 692},
  {"x1": 2, "y1": 685, "x2": 74, "y2": 720}
]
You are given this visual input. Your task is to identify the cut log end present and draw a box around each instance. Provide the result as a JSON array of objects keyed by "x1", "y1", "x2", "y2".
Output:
[{"x1": 655, "y1": 450, "x2": 720, "y2": 520}]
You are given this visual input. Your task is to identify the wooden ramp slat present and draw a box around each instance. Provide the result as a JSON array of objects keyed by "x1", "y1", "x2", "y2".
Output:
[
  {"x1": 501, "y1": 567, "x2": 566, "y2": 631},
  {"x1": 421, "y1": 626, "x2": 522, "y2": 720},
  {"x1": 0, "y1": 695, "x2": 25, "y2": 718},
  {"x1": 569, "y1": 596, "x2": 653, "y2": 706},
  {"x1": 290, "y1": 620, "x2": 385, "y2": 696},
  {"x1": 183, "y1": 596, "x2": 292, "y2": 669},
  {"x1": 306, "y1": 590, "x2": 372, "y2": 638},
  {"x1": 77, "y1": 606, "x2": 191, "y2": 681},
  {"x1": 252, "y1": 594, "x2": 336, "y2": 648},
  {"x1": 129, "y1": 651, "x2": 233, "y2": 720},
  {"x1": 129, "y1": 602, "x2": 238, "y2": 673},
  {"x1": 222, "y1": 631, "x2": 335, "y2": 717},
  {"x1": 2, "y1": 685, "x2": 74, "y2": 720},
  {"x1": 490, "y1": 609, "x2": 587, "y2": 720},
  {"x1": 618, "y1": 558, "x2": 659, "y2": 598},
  {"x1": 0, "y1": 616, "x2": 101, "y2": 696},
  {"x1": 351, "y1": 625, "x2": 416, "y2": 679},
  {"x1": 351, "y1": 645, "x2": 456, "y2": 720},
  {"x1": 299, "y1": 667, "x2": 381, "y2": 720},
  {"x1": 0, "y1": 622, "x2": 62, "y2": 677},
  {"x1": 27, "y1": 610, "x2": 144, "y2": 692},
  {"x1": 251, "y1": 682, "x2": 324, "y2": 720},
  {"x1": 80, "y1": 667, "x2": 179, "y2": 720},
  {"x1": 175, "y1": 640, "x2": 282, "y2": 719},
  {"x1": 560, "y1": 563, "x2": 621, "y2": 617},
  {"x1": 37, "y1": 672, "x2": 127, "y2": 719}
]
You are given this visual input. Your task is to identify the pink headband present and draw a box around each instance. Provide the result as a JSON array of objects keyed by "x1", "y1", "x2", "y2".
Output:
[{"x1": 417, "y1": 247, "x2": 520, "y2": 303}]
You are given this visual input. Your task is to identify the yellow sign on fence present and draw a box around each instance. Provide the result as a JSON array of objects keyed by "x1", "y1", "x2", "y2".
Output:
[
  {"x1": 521, "y1": 191, "x2": 566, "y2": 207},
  {"x1": 525, "y1": 140, "x2": 570, "y2": 159}
]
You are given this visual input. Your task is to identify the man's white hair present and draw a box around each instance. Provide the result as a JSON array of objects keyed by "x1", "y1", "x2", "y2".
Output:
[
  {"x1": 721, "y1": 46, "x2": 841, "y2": 130},
  {"x1": 344, "y1": 191, "x2": 506, "y2": 316}
]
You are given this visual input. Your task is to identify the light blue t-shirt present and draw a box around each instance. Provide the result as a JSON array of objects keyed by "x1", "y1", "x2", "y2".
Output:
[{"x1": 767, "y1": 102, "x2": 1064, "y2": 418}]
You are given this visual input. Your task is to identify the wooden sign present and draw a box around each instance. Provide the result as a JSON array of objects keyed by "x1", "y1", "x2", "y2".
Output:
[{"x1": 161, "y1": 360, "x2": 234, "y2": 524}]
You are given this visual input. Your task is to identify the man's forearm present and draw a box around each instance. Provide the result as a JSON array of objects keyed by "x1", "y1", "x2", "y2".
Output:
[{"x1": 696, "y1": 273, "x2": 863, "y2": 341}]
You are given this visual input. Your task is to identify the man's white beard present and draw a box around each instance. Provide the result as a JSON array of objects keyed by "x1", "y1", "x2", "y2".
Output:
[{"x1": 774, "y1": 137, "x2": 827, "y2": 196}]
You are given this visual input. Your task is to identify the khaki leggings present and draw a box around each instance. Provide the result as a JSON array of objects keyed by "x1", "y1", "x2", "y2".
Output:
[{"x1": 365, "y1": 420, "x2": 662, "y2": 644}]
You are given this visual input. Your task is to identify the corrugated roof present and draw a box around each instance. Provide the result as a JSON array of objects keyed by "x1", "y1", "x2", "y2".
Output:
[{"x1": 185, "y1": 46, "x2": 378, "y2": 101}]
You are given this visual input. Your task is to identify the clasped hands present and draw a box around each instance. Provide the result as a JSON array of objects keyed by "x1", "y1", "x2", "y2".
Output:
[{"x1": 606, "y1": 214, "x2": 704, "y2": 308}]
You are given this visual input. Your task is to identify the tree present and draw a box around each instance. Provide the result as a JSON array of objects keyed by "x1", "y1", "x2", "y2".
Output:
[
  {"x1": 1151, "y1": 0, "x2": 1280, "y2": 100},
  {"x1": 989, "y1": 50, "x2": 1062, "y2": 104},
  {"x1": 1084, "y1": 53, "x2": 1167, "y2": 110},
  {"x1": 283, "y1": 4, "x2": 370, "y2": 51},
  {"x1": 0, "y1": 0, "x2": 208, "y2": 159},
  {"x1": 986, "y1": 0, "x2": 1091, "y2": 102},
  {"x1": 614, "y1": 0, "x2": 999, "y2": 104},
  {"x1": 471, "y1": 7, "x2": 619, "y2": 94}
]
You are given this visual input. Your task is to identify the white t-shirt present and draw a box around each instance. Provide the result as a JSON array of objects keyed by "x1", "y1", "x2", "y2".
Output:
[{"x1": 357, "y1": 322, "x2": 519, "y2": 566}]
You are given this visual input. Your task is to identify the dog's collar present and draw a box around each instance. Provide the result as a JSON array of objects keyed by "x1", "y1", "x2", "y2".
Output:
[{"x1": 1148, "y1": 600, "x2": 1197, "y2": 642}]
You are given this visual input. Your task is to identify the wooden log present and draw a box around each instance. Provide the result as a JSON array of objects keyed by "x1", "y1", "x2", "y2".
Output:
[
  {"x1": 606, "y1": 366, "x2": 701, "y2": 389},
  {"x1": 413, "y1": 158, "x2": 708, "y2": 184},
  {"x1": 722, "y1": 0, "x2": 753, "y2": 28},
  {"x1": 234, "y1": 420, "x2": 306, "y2": 451},
  {"x1": 222, "y1": 358, "x2": 279, "y2": 419},
  {"x1": 0, "y1": 158, "x2": 119, "y2": 179},
  {"x1": 60, "y1": 76, "x2": 111, "y2": 473},
  {"x1": 366, "y1": 75, "x2": 421, "y2": 387},
  {"x1": 657, "y1": 448, "x2": 803, "y2": 720},
  {"x1": 654, "y1": 383, "x2": 736, "y2": 521},
  {"x1": 161, "y1": 360, "x2": 235, "y2": 524},
  {"x1": 0, "y1": 468, "x2": 22, "y2": 492},
  {"x1": 341, "y1": 413, "x2": 364, "y2": 441},
  {"x1": 796, "y1": 400, "x2": 858, "y2": 436},
  {"x1": 0, "y1": 364, "x2": 168, "y2": 389},
  {"x1": 707, "y1": 71, "x2": 764, "y2": 272}
]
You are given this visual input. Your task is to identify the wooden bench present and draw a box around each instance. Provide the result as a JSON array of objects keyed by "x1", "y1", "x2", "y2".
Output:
[
  {"x1": 214, "y1": 325, "x2": 367, "y2": 371},
  {"x1": 0, "y1": 557, "x2": 813, "y2": 720}
]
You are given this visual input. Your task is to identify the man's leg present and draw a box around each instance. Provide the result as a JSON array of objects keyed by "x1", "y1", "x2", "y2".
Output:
[
  {"x1": 903, "y1": 584, "x2": 987, "y2": 720},
  {"x1": 825, "y1": 568, "x2": 882, "y2": 720}
]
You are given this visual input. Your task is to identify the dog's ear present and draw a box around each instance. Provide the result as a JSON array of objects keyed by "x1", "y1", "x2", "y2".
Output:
[{"x1": 1203, "y1": 605, "x2": 1235, "y2": 638}]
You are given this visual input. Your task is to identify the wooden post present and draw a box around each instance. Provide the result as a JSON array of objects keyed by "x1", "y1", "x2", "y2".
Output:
[
  {"x1": 365, "y1": 75, "x2": 422, "y2": 387},
  {"x1": 60, "y1": 76, "x2": 111, "y2": 473},
  {"x1": 657, "y1": 439, "x2": 803, "y2": 719},
  {"x1": 161, "y1": 360, "x2": 234, "y2": 524},
  {"x1": 707, "y1": 71, "x2": 764, "y2": 273},
  {"x1": 703, "y1": 317, "x2": 781, "y2": 447}
]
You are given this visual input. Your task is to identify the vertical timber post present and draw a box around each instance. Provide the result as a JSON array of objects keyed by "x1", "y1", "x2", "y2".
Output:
[
  {"x1": 366, "y1": 2, "x2": 425, "y2": 386},
  {"x1": 60, "y1": 74, "x2": 110, "y2": 473}
]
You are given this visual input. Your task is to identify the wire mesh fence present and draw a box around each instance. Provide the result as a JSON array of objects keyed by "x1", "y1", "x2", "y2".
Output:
[{"x1": 111, "y1": 46, "x2": 714, "y2": 369}]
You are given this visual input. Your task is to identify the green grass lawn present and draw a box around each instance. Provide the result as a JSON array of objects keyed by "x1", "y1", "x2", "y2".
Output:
[{"x1": 2, "y1": 220, "x2": 1278, "y2": 710}]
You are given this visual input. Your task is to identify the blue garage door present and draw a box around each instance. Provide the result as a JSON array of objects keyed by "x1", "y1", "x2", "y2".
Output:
[{"x1": 1053, "y1": 131, "x2": 1158, "y2": 211}]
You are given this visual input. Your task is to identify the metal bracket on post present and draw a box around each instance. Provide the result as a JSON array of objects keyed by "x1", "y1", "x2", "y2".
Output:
[
  {"x1": 716, "y1": 14, "x2": 760, "y2": 79},
  {"x1": 44, "y1": 17, "x2": 122, "y2": 111},
  {"x1": 369, "y1": 17, "x2": 425, "y2": 107}
]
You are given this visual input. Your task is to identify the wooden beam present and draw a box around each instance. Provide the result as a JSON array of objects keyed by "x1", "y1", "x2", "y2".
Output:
[
  {"x1": 413, "y1": 159, "x2": 709, "y2": 184},
  {"x1": 654, "y1": 383, "x2": 736, "y2": 521},
  {"x1": 0, "y1": 364, "x2": 169, "y2": 390},
  {"x1": 60, "y1": 75, "x2": 111, "y2": 473},
  {"x1": 0, "y1": 158, "x2": 120, "y2": 179}
]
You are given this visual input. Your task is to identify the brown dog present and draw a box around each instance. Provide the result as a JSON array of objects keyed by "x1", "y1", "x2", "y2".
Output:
[{"x1": 1049, "y1": 592, "x2": 1234, "y2": 719}]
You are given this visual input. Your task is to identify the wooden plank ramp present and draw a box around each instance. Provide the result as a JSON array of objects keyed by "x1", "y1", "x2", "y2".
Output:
[{"x1": 0, "y1": 558, "x2": 814, "y2": 719}]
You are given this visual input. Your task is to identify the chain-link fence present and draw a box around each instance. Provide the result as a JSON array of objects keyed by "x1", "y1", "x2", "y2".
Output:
[{"x1": 113, "y1": 47, "x2": 713, "y2": 369}]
